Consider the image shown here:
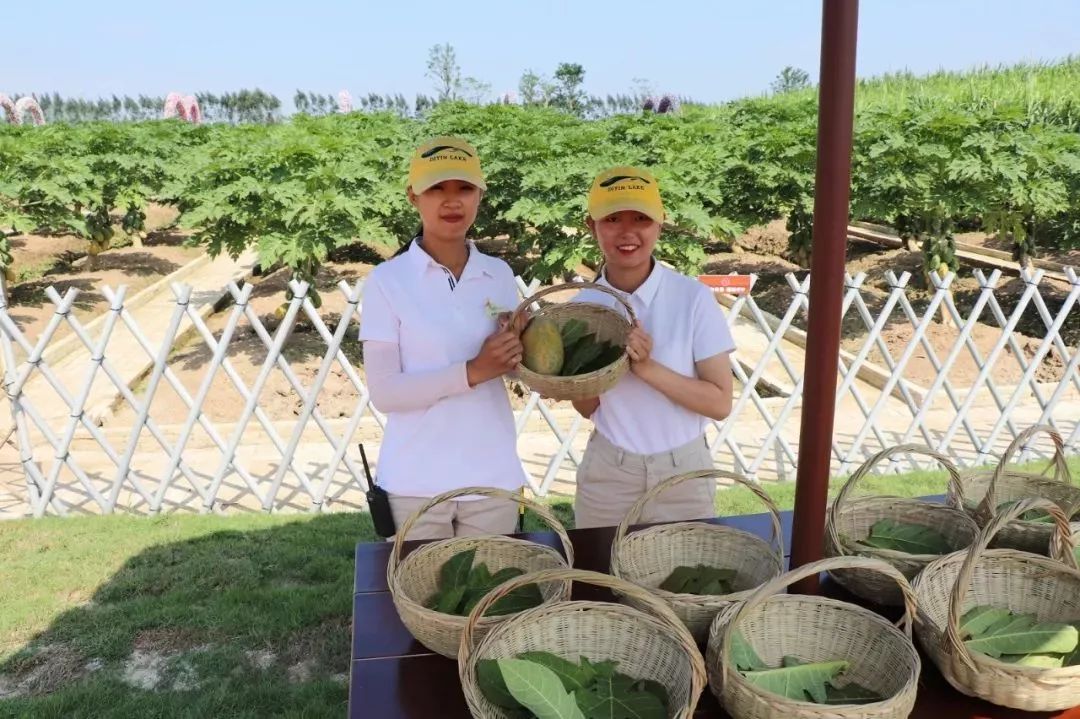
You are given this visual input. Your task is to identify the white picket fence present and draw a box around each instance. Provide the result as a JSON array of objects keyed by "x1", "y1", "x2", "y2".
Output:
[{"x1": 0, "y1": 266, "x2": 1077, "y2": 517}]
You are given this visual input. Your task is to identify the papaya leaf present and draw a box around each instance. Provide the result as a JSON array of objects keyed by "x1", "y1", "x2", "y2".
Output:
[
  {"x1": 498, "y1": 658, "x2": 587, "y2": 719},
  {"x1": 823, "y1": 682, "x2": 884, "y2": 705},
  {"x1": 478, "y1": 659, "x2": 524, "y2": 709},
  {"x1": 487, "y1": 583, "x2": 544, "y2": 616},
  {"x1": 468, "y1": 562, "x2": 494, "y2": 590},
  {"x1": 634, "y1": 680, "x2": 669, "y2": 710},
  {"x1": 440, "y1": 548, "x2": 476, "y2": 592},
  {"x1": 1064, "y1": 624, "x2": 1080, "y2": 666},
  {"x1": 960, "y1": 606, "x2": 1014, "y2": 639},
  {"x1": 729, "y1": 630, "x2": 766, "y2": 671},
  {"x1": 1001, "y1": 653, "x2": 1066, "y2": 668},
  {"x1": 861, "y1": 519, "x2": 951, "y2": 554},
  {"x1": 741, "y1": 660, "x2": 849, "y2": 703},
  {"x1": 581, "y1": 657, "x2": 619, "y2": 680},
  {"x1": 435, "y1": 584, "x2": 467, "y2": 615},
  {"x1": 964, "y1": 613, "x2": 1078, "y2": 659},
  {"x1": 517, "y1": 652, "x2": 592, "y2": 693},
  {"x1": 575, "y1": 673, "x2": 666, "y2": 719},
  {"x1": 658, "y1": 566, "x2": 698, "y2": 593},
  {"x1": 560, "y1": 319, "x2": 588, "y2": 347}
]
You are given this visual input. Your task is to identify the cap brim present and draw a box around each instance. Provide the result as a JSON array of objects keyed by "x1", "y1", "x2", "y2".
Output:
[
  {"x1": 410, "y1": 169, "x2": 487, "y2": 194},
  {"x1": 588, "y1": 200, "x2": 664, "y2": 224}
]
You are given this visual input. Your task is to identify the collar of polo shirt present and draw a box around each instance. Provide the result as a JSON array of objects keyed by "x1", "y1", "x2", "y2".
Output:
[
  {"x1": 596, "y1": 259, "x2": 664, "y2": 308},
  {"x1": 407, "y1": 237, "x2": 495, "y2": 280}
]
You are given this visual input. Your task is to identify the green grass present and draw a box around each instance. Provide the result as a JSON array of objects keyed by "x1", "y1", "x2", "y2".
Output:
[{"x1": 1, "y1": 457, "x2": 1076, "y2": 717}]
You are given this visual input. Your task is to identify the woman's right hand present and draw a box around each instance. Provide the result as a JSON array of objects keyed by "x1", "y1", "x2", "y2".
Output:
[{"x1": 466, "y1": 323, "x2": 523, "y2": 387}]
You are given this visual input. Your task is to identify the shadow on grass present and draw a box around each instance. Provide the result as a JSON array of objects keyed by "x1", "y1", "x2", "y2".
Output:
[{"x1": 0, "y1": 512, "x2": 374, "y2": 718}]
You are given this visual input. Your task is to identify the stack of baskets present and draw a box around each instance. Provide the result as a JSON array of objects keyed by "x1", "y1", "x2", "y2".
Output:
[
  {"x1": 387, "y1": 486, "x2": 574, "y2": 658},
  {"x1": 824, "y1": 444, "x2": 979, "y2": 605},
  {"x1": 510, "y1": 281, "x2": 634, "y2": 402},
  {"x1": 948, "y1": 424, "x2": 1080, "y2": 554},
  {"x1": 706, "y1": 556, "x2": 922, "y2": 719},
  {"x1": 458, "y1": 568, "x2": 707, "y2": 719},
  {"x1": 609, "y1": 469, "x2": 785, "y2": 642},
  {"x1": 912, "y1": 497, "x2": 1080, "y2": 711}
]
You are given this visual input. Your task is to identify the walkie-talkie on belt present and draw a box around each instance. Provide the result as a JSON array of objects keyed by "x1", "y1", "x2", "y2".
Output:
[{"x1": 359, "y1": 443, "x2": 395, "y2": 538}]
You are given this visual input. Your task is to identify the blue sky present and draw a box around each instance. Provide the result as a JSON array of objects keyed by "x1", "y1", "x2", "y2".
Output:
[{"x1": 9, "y1": 0, "x2": 1079, "y2": 108}]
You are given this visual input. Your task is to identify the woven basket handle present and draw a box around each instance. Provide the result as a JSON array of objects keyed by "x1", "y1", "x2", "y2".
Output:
[
  {"x1": 385, "y1": 486, "x2": 575, "y2": 583},
  {"x1": 979, "y1": 425, "x2": 1070, "y2": 517},
  {"x1": 458, "y1": 567, "x2": 706, "y2": 717},
  {"x1": 611, "y1": 469, "x2": 784, "y2": 575},
  {"x1": 511, "y1": 281, "x2": 636, "y2": 327},
  {"x1": 944, "y1": 497, "x2": 1079, "y2": 670},
  {"x1": 827, "y1": 444, "x2": 964, "y2": 554},
  {"x1": 719, "y1": 556, "x2": 917, "y2": 688}
]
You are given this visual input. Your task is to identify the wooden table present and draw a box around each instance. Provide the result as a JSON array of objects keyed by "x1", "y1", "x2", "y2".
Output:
[{"x1": 350, "y1": 508, "x2": 1063, "y2": 719}]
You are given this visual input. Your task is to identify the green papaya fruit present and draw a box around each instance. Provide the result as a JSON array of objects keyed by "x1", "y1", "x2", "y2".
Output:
[{"x1": 522, "y1": 318, "x2": 564, "y2": 375}]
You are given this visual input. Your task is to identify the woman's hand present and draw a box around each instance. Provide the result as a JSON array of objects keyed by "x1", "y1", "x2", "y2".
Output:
[
  {"x1": 625, "y1": 321, "x2": 655, "y2": 376},
  {"x1": 466, "y1": 318, "x2": 524, "y2": 386}
]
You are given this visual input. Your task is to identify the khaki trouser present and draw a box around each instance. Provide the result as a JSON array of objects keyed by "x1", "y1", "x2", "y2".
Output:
[
  {"x1": 386, "y1": 494, "x2": 520, "y2": 541},
  {"x1": 574, "y1": 431, "x2": 716, "y2": 530}
]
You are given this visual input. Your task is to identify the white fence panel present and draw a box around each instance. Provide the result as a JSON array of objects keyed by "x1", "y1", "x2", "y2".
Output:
[{"x1": 0, "y1": 266, "x2": 1076, "y2": 517}]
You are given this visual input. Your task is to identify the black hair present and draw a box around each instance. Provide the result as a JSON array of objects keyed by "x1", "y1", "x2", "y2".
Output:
[{"x1": 391, "y1": 226, "x2": 423, "y2": 258}]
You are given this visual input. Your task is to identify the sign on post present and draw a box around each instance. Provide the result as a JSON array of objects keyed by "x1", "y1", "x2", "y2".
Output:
[{"x1": 698, "y1": 274, "x2": 752, "y2": 296}]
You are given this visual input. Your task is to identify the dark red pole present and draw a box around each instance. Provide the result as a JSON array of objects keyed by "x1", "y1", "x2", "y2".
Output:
[{"x1": 789, "y1": 0, "x2": 860, "y2": 594}]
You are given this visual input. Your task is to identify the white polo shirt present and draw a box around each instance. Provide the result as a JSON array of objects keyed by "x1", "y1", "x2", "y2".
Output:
[
  {"x1": 575, "y1": 262, "x2": 736, "y2": 455},
  {"x1": 358, "y1": 239, "x2": 527, "y2": 497}
]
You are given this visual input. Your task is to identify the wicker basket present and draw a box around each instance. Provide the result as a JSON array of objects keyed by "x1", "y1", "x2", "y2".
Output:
[
  {"x1": 825, "y1": 444, "x2": 979, "y2": 606},
  {"x1": 610, "y1": 469, "x2": 784, "y2": 643},
  {"x1": 387, "y1": 486, "x2": 574, "y2": 659},
  {"x1": 458, "y1": 568, "x2": 707, "y2": 719},
  {"x1": 511, "y1": 281, "x2": 634, "y2": 402},
  {"x1": 706, "y1": 556, "x2": 921, "y2": 719},
  {"x1": 911, "y1": 497, "x2": 1080, "y2": 711},
  {"x1": 947, "y1": 425, "x2": 1080, "y2": 554}
]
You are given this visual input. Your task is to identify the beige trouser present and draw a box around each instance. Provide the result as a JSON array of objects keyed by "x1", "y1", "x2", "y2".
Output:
[
  {"x1": 574, "y1": 431, "x2": 716, "y2": 529},
  {"x1": 386, "y1": 494, "x2": 520, "y2": 541}
]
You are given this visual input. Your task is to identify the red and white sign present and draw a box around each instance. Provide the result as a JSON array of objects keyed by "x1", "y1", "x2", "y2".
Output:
[{"x1": 698, "y1": 274, "x2": 752, "y2": 296}]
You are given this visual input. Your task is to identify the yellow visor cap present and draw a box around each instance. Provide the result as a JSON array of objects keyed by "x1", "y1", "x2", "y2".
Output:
[
  {"x1": 407, "y1": 136, "x2": 486, "y2": 194},
  {"x1": 587, "y1": 166, "x2": 664, "y2": 223}
]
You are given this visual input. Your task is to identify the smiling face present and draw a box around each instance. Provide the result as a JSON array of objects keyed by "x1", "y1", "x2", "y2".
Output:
[
  {"x1": 587, "y1": 210, "x2": 661, "y2": 274},
  {"x1": 407, "y1": 179, "x2": 482, "y2": 243}
]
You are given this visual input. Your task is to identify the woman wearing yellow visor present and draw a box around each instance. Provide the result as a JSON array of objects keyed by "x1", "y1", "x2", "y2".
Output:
[
  {"x1": 570, "y1": 166, "x2": 736, "y2": 529},
  {"x1": 359, "y1": 136, "x2": 526, "y2": 539}
]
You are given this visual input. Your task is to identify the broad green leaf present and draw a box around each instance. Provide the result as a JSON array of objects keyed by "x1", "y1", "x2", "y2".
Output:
[
  {"x1": 518, "y1": 652, "x2": 591, "y2": 693},
  {"x1": 1062, "y1": 624, "x2": 1080, "y2": 667},
  {"x1": 658, "y1": 566, "x2": 697, "y2": 593},
  {"x1": 498, "y1": 658, "x2": 587, "y2": 719},
  {"x1": 477, "y1": 659, "x2": 523, "y2": 709},
  {"x1": 964, "y1": 613, "x2": 1078, "y2": 659},
  {"x1": 823, "y1": 682, "x2": 884, "y2": 705},
  {"x1": 439, "y1": 548, "x2": 476, "y2": 592},
  {"x1": 742, "y1": 660, "x2": 849, "y2": 703},
  {"x1": 468, "y1": 562, "x2": 493, "y2": 590},
  {"x1": 960, "y1": 606, "x2": 1014, "y2": 639},
  {"x1": 729, "y1": 630, "x2": 767, "y2": 671},
  {"x1": 560, "y1": 319, "x2": 588, "y2": 347},
  {"x1": 1001, "y1": 654, "x2": 1065, "y2": 668},
  {"x1": 861, "y1": 519, "x2": 951, "y2": 555},
  {"x1": 435, "y1": 584, "x2": 467, "y2": 615},
  {"x1": 581, "y1": 657, "x2": 619, "y2": 680},
  {"x1": 634, "y1": 680, "x2": 669, "y2": 710},
  {"x1": 575, "y1": 673, "x2": 667, "y2": 719},
  {"x1": 487, "y1": 583, "x2": 545, "y2": 616}
]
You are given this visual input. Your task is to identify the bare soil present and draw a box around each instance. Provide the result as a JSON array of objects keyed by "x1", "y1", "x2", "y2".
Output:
[
  {"x1": 5, "y1": 204, "x2": 202, "y2": 341},
  {"x1": 708, "y1": 220, "x2": 1075, "y2": 389}
]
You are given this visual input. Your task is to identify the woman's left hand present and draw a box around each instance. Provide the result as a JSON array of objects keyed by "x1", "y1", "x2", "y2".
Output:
[{"x1": 625, "y1": 322, "x2": 654, "y2": 374}]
